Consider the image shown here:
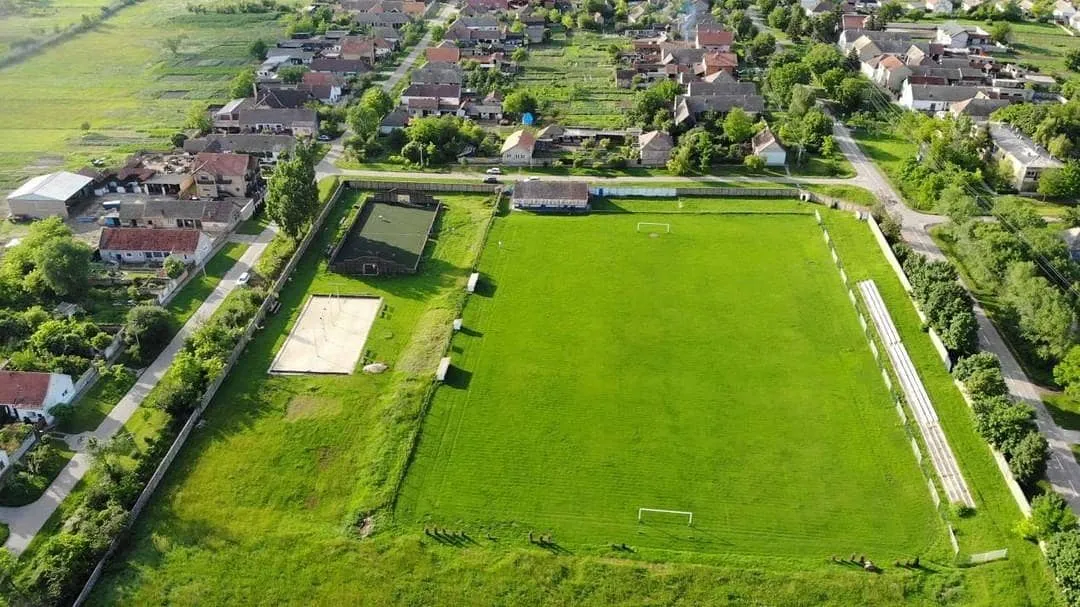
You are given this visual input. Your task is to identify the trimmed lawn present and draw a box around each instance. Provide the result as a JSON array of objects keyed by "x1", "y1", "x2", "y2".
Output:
[
  {"x1": 399, "y1": 211, "x2": 943, "y2": 559},
  {"x1": 85, "y1": 198, "x2": 1058, "y2": 606},
  {"x1": 0, "y1": 0, "x2": 114, "y2": 58},
  {"x1": 164, "y1": 242, "x2": 248, "y2": 329},
  {"x1": 807, "y1": 184, "x2": 879, "y2": 207},
  {"x1": 56, "y1": 367, "x2": 137, "y2": 435},
  {"x1": 851, "y1": 127, "x2": 919, "y2": 201},
  {"x1": 234, "y1": 213, "x2": 271, "y2": 236}
]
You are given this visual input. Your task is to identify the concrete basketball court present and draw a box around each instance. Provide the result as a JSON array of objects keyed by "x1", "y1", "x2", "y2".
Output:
[{"x1": 269, "y1": 295, "x2": 382, "y2": 374}]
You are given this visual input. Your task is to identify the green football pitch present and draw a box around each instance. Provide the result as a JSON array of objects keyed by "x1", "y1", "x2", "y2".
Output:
[{"x1": 397, "y1": 210, "x2": 944, "y2": 559}]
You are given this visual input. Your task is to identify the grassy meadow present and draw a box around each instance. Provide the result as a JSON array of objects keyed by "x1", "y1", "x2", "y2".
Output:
[
  {"x1": 81, "y1": 195, "x2": 1060, "y2": 606},
  {"x1": 0, "y1": 0, "x2": 114, "y2": 57},
  {"x1": 0, "y1": 0, "x2": 283, "y2": 193}
]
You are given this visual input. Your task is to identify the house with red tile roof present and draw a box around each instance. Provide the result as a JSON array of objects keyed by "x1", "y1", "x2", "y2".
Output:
[
  {"x1": 695, "y1": 28, "x2": 733, "y2": 52},
  {"x1": 191, "y1": 152, "x2": 257, "y2": 198},
  {"x1": 426, "y1": 42, "x2": 462, "y2": 63},
  {"x1": 99, "y1": 227, "x2": 214, "y2": 266},
  {"x1": 0, "y1": 371, "x2": 76, "y2": 424}
]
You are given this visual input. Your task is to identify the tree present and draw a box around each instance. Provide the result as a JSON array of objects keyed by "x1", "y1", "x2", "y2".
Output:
[
  {"x1": 229, "y1": 68, "x2": 256, "y2": 99},
  {"x1": 723, "y1": 107, "x2": 754, "y2": 144},
  {"x1": 123, "y1": 305, "x2": 172, "y2": 359},
  {"x1": 278, "y1": 66, "x2": 308, "y2": 84},
  {"x1": 1055, "y1": 346, "x2": 1080, "y2": 398},
  {"x1": 878, "y1": 0, "x2": 903, "y2": 22},
  {"x1": 170, "y1": 132, "x2": 188, "y2": 149},
  {"x1": 834, "y1": 77, "x2": 867, "y2": 115},
  {"x1": 1003, "y1": 261, "x2": 1075, "y2": 362},
  {"x1": 511, "y1": 46, "x2": 528, "y2": 62},
  {"x1": 788, "y1": 84, "x2": 816, "y2": 118},
  {"x1": 248, "y1": 39, "x2": 268, "y2": 60},
  {"x1": 628, "y1": 79, "x2": 679, "y2": 128},
  {"x1": 162, "y1": 35, "x2": 185, "y2": 55},
  {"x1": 348, "y1": 87, "x2": 394, "y2": 139},
  {"x1": 1047, "y1": 530, "x2": 1080, "y2": 605},
  {"x1": 1038, "y1": 162, "x2": 1080, "y2": 199},
  {"x1": 163, "y1": 256, "x2": 186, "y2": 279},
  {"x1": 819, "y1": 67, "x2": 846, "y2": 98},
  {"x1": 766, "y1": 61, "x2": 811, "y2": 108},
  {"x1": 185, "y1": 103, "x2": 211, "y2": 134},
  {"x1": 1008, "y1": 430, "x2": 1048, "y2": 487},
  {"x1": 1068, "y1": 49, "x2": 1080, "y2": 72},
  {"x1": 33, "y1": 238, "x2": 91, "y2": 297},
  {"x1": 767, "y1": 5, "x2": 790, "y2": 29},
  {"x1": 746, "y1": 32, "x2": 776, "y2": 63},
  {"x1": 265, "y1": 140, "x2": 319, "y2": 240},
  {"x1": 1017, "y1": 492, "x2": 1077, "y2": 540},
  {"x1": 502, "y1": 90, "x2": 538, "y2": 116},
  {"x1": 935, "y1": 183, "x2": 980, "y2": 224},
  {"x1": 989, "y1": 21, "x2": 1012, "y2": 44}
]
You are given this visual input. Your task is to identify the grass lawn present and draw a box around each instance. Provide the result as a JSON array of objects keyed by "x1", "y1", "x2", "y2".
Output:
[
  {"x1": 1043, "y1": 392, "x2": 1080, "y2": 432},
  {"x1": 398, "y1": 211, "x2": 943, "y2": 559},
  {"x1": 850, "y1": 126, "x2": 923, "y2": 207},
  {"x1": 56, "y1": 367, "x2": 137, "y2": 435},
  {"x1": 164, "y1": 241, "x2": 248, "y2": 329},
  {"x1": 0, "y1": 1, "x2": 282, "y2": 193},
  {"x1": 234, "y1": 212, "x2": 271, "y2": 236},
  {"x1": 0, "y1": 439, "x2": 76, "y2": 507},
  {"x1": 85, "y1": 198, "x2": 1058, "y2": 606},
  {"x1": 807, "y1": 184, "x2": 879, "y2": 207},
  {"x1": 968, "y1": 20, "x2": 1080, "y2": 77}
]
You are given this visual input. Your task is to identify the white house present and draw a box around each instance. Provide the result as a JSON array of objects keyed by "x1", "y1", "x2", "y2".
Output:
[
  {"x1": 99, "y1": 227, "x2": 213, "y2": 266},
  {"x1": 990, "y1": 123, "x2": 1064, "y2": 192},
  {"x1": 752, "y1": 128, "x2": 787, "y2": 166},
  {"x1": 0, "y1": 371, "x2": 76, "y2": 424},
  {"x1": 899, "y1": 82, "x2": 981, "y2": 112},
  {"x1": 501, "y1": 130, "x2": 536, "y2": 166}
]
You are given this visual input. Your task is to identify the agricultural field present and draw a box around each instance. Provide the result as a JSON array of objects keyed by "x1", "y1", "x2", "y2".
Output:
[
  {"x1": 87, "y1": 195, "x2": 1057, "y2": 606},
  {"x1": 398, "y1": 210, "x2": 944, "y2": 559},
  {"x1": 516, "y1": 30, "x2": 635, "y2": 128},
  {"x1": 0, "y1": 0, "x2": 283, "y2": 193},
  {"x1": 0, "y1": 0, "x2": 115, "y2": 57}
]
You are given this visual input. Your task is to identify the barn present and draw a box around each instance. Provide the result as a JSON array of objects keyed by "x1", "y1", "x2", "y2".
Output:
[
  {"x1": 6, "y1": 171, "x2": 94, "y2": 219},
  {"x1": 329, "y1": 190, "x2": 441, "y2": 276}
]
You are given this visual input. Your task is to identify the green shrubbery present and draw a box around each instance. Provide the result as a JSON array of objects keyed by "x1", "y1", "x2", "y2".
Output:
[
  {"x1": 897, "y1": 251, "x2": 978, "y2": 357},
  {"x1": 954, "y1": 352, "x2": 1047, "y2": 488}
]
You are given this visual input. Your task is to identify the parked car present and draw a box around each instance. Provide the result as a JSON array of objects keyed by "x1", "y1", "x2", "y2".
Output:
[
  {"x1": 483, "y1": 177, "x2": 500, "y2": 184},
  {"x1": 237, "y1": 271, "x2": 251, "y2": 286},
  {"x1": 486, "y1": 167, "x2": 502, "y2": 175},
  {"x1": 317, "y1": 134, "x2": 332, "y2": 141},
  {"x1": 525, "y1": 176, "x2": 540, "y2": 181}
]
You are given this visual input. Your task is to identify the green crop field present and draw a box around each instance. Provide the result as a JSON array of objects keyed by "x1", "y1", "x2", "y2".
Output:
[
  {"x1": 516, "y1": 30, "x2": 634, "y2": 128},
  {"x1": 396, "y1": 211, "x2": 943, "y2": 559},
  {"x1": 0, "y1": 0, "x2": 282, "y2": 194}
]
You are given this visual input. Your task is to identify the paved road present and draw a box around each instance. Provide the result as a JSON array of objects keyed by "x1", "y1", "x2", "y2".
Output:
[
  {"x1": 0, "y1": 225, "x2": 277, "y2": 555},
  {"x1": 832, "y1": 120, "x2": 1080, "y2": 511}
]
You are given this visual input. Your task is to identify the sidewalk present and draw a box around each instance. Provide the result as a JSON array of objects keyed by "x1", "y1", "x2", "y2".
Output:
[{"x1": 0, "y1": 224, "x2": 277, "y2": 555}]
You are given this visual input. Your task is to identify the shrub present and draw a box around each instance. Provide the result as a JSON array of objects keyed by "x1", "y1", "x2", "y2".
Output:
[
  {"x1": 1017, "y1": 492, "x2": 1077, "y2": 540},
  {"x1": 1007, "y1": 430, "x2": 1048, "y2": 488}
]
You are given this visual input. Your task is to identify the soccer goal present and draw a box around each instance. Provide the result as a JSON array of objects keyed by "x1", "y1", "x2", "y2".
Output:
[
  {"x1": 638, "y1": 508, "x2": 693, "y2": 526},
  {"x1": 636, "y1": 222, "x2": 671, "y2": 234}
]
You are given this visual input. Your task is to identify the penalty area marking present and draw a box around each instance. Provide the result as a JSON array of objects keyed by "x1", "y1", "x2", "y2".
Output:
[
  {"x1": 636, "y1": 222, "x2": 671, "y2": 233},
  {"x1": 638, "y1": 508, "x2": 693, "y2": 526}
]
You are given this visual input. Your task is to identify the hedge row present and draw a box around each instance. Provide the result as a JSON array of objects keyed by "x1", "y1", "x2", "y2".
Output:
[
  {"x1": 953, "y1": 352, "x2": 1048, "y2": 489},
  {"x1": 894, "y1": 244, "x2": 978, "y2": 357}
]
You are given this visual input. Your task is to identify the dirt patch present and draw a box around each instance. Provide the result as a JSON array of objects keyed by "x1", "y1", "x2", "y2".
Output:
[
  {"x1": 315, "y1": 446, "x2": 334, "y2": 470},
  {"x1": 285, "y1": 395, "x2": 342, "y2": 421}
]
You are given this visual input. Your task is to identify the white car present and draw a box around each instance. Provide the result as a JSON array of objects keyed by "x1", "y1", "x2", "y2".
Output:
[
  {"x1": 486, "y1": 167, "x2": 502, "y2": 175},
  {"x1": 525, "y1": 176, "x2": 540, "y2": 181},
  {"x1": 237, "y1": 271, "x2": 251, "y2": 286}
]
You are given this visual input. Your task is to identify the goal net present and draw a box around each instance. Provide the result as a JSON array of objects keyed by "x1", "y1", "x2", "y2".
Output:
[
  {"x1": 638, "y1": 508, "x2": 693, "y2": 526},
  {"x1": 636, "y1": 222, "x2": 671, "y2": 234}
]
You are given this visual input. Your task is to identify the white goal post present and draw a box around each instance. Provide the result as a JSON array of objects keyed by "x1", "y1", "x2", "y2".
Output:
[
  {"x1": 638, "y1": 508, "x2": 693, "y2": 526},
  {"x1": 636, "y1": 222, "x2": 671, "y2": 233}
]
